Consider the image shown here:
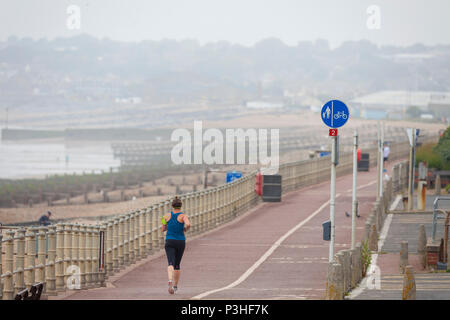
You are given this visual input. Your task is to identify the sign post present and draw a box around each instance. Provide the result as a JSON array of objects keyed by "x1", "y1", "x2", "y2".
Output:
[
  {"x1": 406, "y1": 128, "x2": 420, "y2": 211},
  {"x1": 321, "y1": 100, "x2": 349, "y2": 262},
  {"x1": 351, "y1": 131, "x2": 358, "y2": 250},
  {"x1": 377, "y1": 122, "x2": 385, "y2": 199}
]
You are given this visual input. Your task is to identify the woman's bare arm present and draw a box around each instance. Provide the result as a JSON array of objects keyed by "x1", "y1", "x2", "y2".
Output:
[{"x1": 183, "y1": 215, "x2": 191, "y2": 232}]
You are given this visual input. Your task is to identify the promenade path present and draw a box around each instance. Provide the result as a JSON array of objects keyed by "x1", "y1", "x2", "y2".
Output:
[{"x1": 54, "y1": 162, "x2": 397, "y2": 300}]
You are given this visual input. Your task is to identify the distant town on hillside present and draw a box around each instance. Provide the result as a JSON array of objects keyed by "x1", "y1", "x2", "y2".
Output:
[{"x1": 1, "y1": 34, "x2": 449, "y2": 128}]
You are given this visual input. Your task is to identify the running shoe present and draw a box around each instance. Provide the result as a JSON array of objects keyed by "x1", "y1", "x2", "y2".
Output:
[
  {"x1": 173, "y1": 286, "x2": 178, "y2": 294},
  {"x1": 168, "y1": 281, "x2": 174, "y2": 294}
]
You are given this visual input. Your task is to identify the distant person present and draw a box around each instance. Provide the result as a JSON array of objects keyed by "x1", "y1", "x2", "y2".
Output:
[
  {"x1": 383, "y1": 144, "x2": 390, "y2": 173},
  {"x1": 39, "y1": 211, "x2": 52, "y2": 226},
  {"x1": 383, "y1": 144, "x2": 390, "y2": 163},
  {"x1": 161, "y1": 196, "x2": 191, "y2": 295}
]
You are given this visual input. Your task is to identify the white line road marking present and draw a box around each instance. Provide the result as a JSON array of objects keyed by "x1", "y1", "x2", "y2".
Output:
[
  {"x1": 345, "y1": 179, "x2": 377, "y2": 193},
  {"x1": 191, "y1": 194, "x2": 341, "y2": 300}
]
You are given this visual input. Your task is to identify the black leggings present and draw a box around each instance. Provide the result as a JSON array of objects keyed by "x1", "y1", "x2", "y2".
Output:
[{"x1": 165, "y1": 239, "x2": 185, "y2": 270}]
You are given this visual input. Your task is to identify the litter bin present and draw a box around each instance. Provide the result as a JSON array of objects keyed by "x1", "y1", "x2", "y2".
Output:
[
  {"x1": 358, "y1": 153, "x2": 370, "y2": 172},
  {"x1": 262, "y1": 174, "x2": 282, "y2": 202}
]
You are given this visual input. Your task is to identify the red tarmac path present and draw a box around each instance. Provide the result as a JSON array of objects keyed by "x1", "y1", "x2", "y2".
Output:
[{"x1": 57, "y1": 162, "x2": 396, "y2": 300}]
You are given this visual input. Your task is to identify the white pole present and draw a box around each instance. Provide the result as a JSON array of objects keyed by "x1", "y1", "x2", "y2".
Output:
[
  {"x1": 351, "y1": 131, "x2": 358, "y2": 250},
  {"x1": 379, "y1": 121, "x2": 385, "y2": 198},
  {"x1": 329, "y1": 135, "x2": 337, "y2": 262},
  {"x1": 376, "y1": 122, "x2": 381, "y2": 201},
  {"x1": 408, "y1": 128, "x2": 416, "y2": 211}
]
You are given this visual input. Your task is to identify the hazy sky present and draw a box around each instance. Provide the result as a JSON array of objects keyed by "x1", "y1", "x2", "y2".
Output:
[{"x1": 1, "y1": 0, "x2": 450, "y2": 48}]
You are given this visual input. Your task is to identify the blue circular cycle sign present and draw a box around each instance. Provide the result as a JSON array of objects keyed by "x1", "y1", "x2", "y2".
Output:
[{"x1": 321, "y1": 100, "x2": 349, "y2": 128}]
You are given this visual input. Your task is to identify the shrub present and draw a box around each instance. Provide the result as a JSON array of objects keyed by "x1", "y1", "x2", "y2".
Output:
[
  {"x1": 416, "y1": 142, "x2": 443, "y2": 170},
  {"x1": 446, "y1": 184, "x2": 450, "y2": 194},
  {"x1": 361, "y1": 239, "x2": 372, "y2": 277},
  {"x1": 434, "y1": 126, "x2": 450, "y2": 168}
]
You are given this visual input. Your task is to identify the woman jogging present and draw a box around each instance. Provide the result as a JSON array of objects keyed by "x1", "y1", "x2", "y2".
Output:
[{"x1": 161, "y1": 196, "x2": 191, "y2": 294}]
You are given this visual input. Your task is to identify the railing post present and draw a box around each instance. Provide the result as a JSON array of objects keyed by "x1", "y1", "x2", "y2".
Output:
[
  {"x1": 91, "y1": 226, "x2": 99, "y2": 287},
  {"x1": 196, "y1": 192, "x2": 202, "y2": 233},
  {"x1": 63, "y1": 224, "x2": 73, "y2": 288},
  {"x1": 184, "y1": 194, "x2": 191, "y2": 232},
  {"x1": 195, "y1": 192, "x2": 201, "y2": 233},
  {"x1": 124, "y1": 214, "x2": 130, "y2": 264},
  {"x1": 165, "y1": 199, "x2": 171, "y2": 239},
  {"x1": 71, "y1": 224, "x2": 80, "y2": 290},
  {"x1": 164, "y1": 198, "x2": 171, "y2": 218},
  {"x1": 112, "y1": 219, "x2": 119, "y2": 272},
  {"x1": 158, "y1": 204, "x2": 164, "y2": 248},
  {"x1": 203, "y1": 191, "x2": 209, "y2": 231},
  {"x1": 140, "y1": 210, "x2": 147, "y2": 257},
  {"x1": 134, "y1": 211, "x2": 141, "y2": 260},
  {"x1": 79, "y1": 225, "x2": 87, "y2": 289},
  {"x1": 191, "y1": 193, "x2": 198, "y2": 234},
  {"x1": 118, "y1": 216, "x2": 125, "y2": 268},
  {"x1": 212, "y1": 188, "x2": 218, "y2": 226},
  {"x1": 129, "y1": 213, "x2": 136, "y2": 263},
  {"x1": 152, "y1": 208, "x2": 159, "y2": 250},
  {"x1": 2, "y1": 231, "x2": 14, "y2": 300},
  {"x1": 99, "y1": 224, "x2": 107, "y2": 287},
  {"x1": 234, "y1": 181, "x2": 238, "y2": 215},
  {"x1": 106, "y1": 222, "x2": 113, "y2": 276},
  {"x1": 85, "y1": 226, "x2": 92, "y2": 288},
  {"x1": 24, "y1": 228, "x2": 36, "y2": 291},
  {"x1": 204, "y1": 191, "x2": 209, "y2": 231},
  {"x1": 14, "y1": 228, "x2": 26, "y2": 293},
  {"x1": 199, "y1": 192, "x2": 205, "y2": 233},
  {"x1": 226, "y1": 185, "x2": 232, "y2": 221},
  {"x1": 207, "y1": 190, "x2": 213, "y2": 230},
  {"x1": 203, "y1": 191, "x2": 208, "y2": 231},
  {"x1": 46, "y1": 225, "x2": 57, "y2": 295},
  {"x1": 219, "y1": 186, "x2": 224, "y2": 225},
  {"x1": 220, "y1": 186, "x2": 226, "y2": 223},
  {"x1": 36, "y1": 227, "x2": 47, "y2": 291},
  {"x1": 237, "y1": 181, "x2": 243, "y2": 214},
  {"x1": 145, "y1": 207, "x2": 153, "y2": 254},
  {"x1": 222, "y1": 186, "x2": 227, "y2": 224},
  {"x1": 248, "y1": 175, "x2": 253, "y2": 206},
  {"x1": 55, "y1": 224, "x2": 65, "y2": 292},
  {"x1": 212, "y1": 188, "x2": 218, "y2": 227},
  {"x1": 189, "y1": 193, "x2": 196, "y2": 232},
  {"x1": 238, "y1": 180, "x2": 243, "y2": 214}
]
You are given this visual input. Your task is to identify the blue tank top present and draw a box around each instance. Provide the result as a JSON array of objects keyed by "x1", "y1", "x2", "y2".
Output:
[{"x1": 165, "y1": 211, "x2": 185, "y2": 241}]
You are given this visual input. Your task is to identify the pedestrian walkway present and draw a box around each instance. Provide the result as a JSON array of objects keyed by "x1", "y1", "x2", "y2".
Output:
[
  {"x1": 350, "y1": 201, "x2": 450, "y2": 300},
  {"x1": 353, "y1": 273, "x2": 450, "y2": 300},
  {"x1": 54, "y1": 162, "x2": 396, "y2": 300}
]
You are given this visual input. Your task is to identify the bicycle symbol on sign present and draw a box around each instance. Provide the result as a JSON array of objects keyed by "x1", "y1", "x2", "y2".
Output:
[{"x1": 333, "y1": 111, "x2": 348, "y2": 120}]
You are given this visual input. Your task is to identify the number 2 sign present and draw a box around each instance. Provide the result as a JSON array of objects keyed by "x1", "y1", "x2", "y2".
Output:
[{"x1": 329, "y1": 129, "x2": 338, "y2": 136}]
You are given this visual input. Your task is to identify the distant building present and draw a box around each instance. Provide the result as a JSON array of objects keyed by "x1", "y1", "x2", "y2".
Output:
[
  {"x1": 350, "y1": 90, "x2": 450, "y2": 120},
  {"x1": 420, "y1": 114, "x2": 434, "y2": 120},
  {"x1": 245, "y1": 101, "x2": 284, "y2": 109},
  {"x1": 115, "y1": 97, "x2": 142, "y2": 104}
]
